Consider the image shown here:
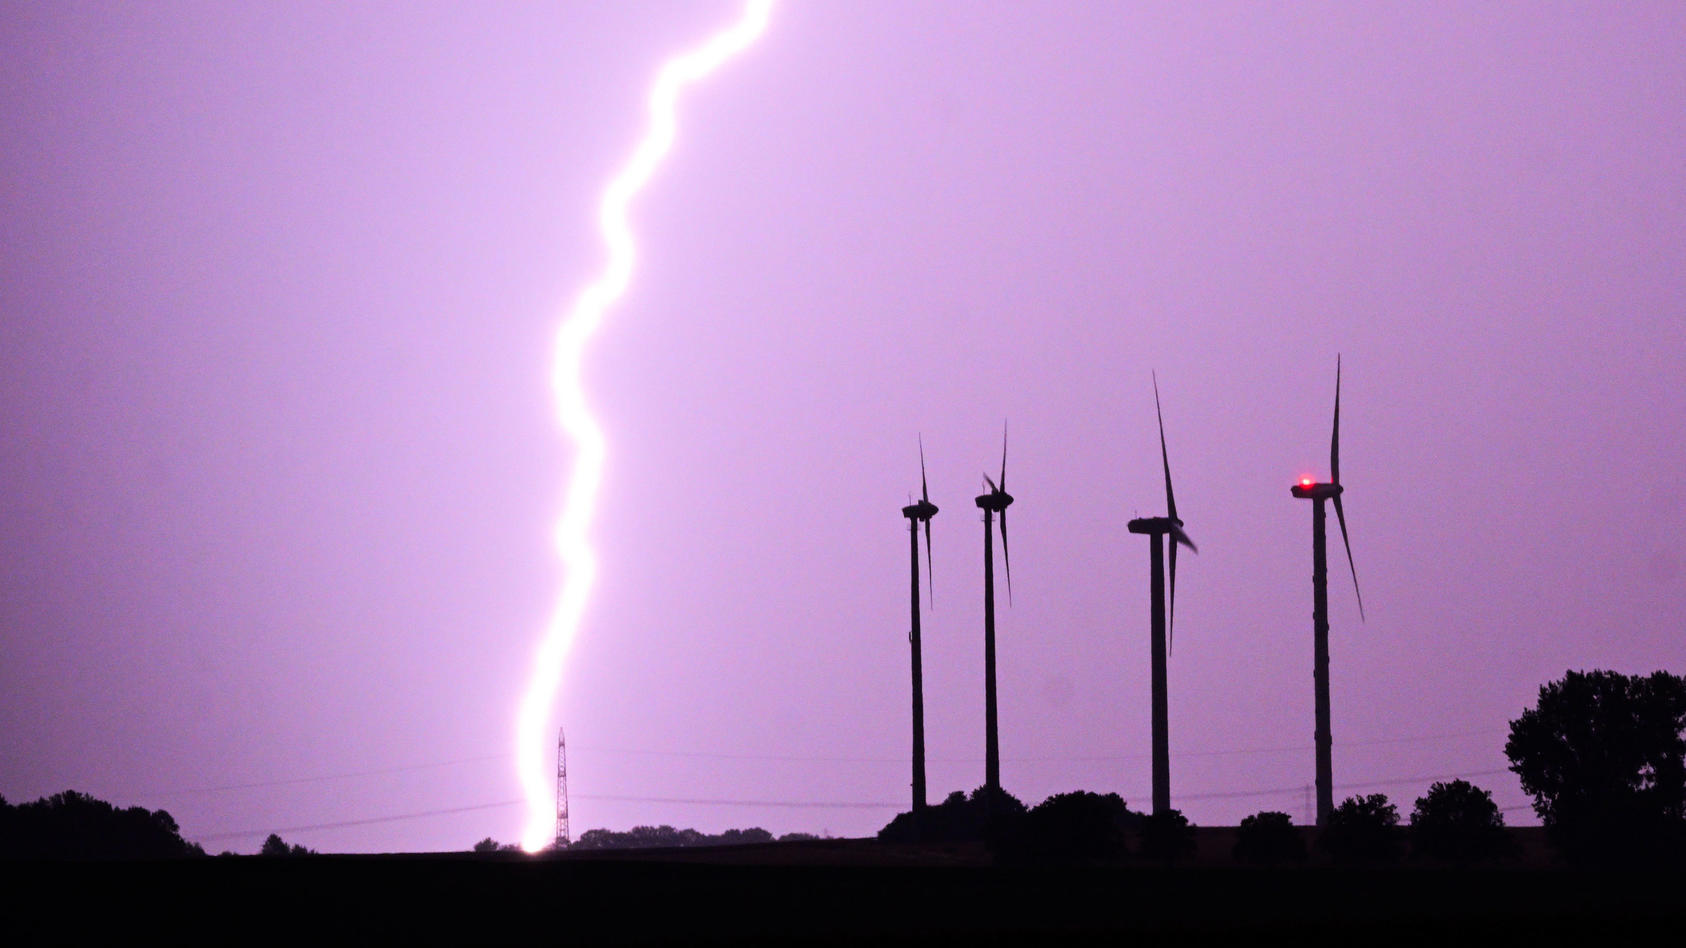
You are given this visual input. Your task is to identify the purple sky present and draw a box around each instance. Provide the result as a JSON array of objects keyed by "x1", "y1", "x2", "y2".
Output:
[{"x1": 3, "y1": 1, "x2": 1682, "y2": 853}]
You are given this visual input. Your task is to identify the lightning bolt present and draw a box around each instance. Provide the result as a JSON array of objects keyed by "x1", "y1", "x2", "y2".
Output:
[{"x1": 517, "y1": 0, "x2": 776, "y2": 853}]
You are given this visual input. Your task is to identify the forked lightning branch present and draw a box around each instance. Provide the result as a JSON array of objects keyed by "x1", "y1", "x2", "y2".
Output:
[{"x1": 516, "y1": 1, "x2": 776, "y2": 853}]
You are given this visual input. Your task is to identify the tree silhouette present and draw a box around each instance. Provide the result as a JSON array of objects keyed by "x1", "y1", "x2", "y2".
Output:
[
  {"x1": 472, "y1": 837, "x2": 520, "y2": 853},
  {"x1": 1409, "y1": 780, "x2": 1513, "y2": 864},
  {"x1": 1233, "y1": 810, "x2": 1306, "y2": 866},
  {"x1": 1506, "y1": 668, "x2": 1686, "y2": 866},
  {"x1": 259, "y1": 833, "x2": 316, "y2": 857},
  {"x1": 1318, "y1": 794, "x2": 1401, "y2": 864},
  {"x1": 0, "y1": 790, "x2": 203, "y2": 859},
  {"x1": 999, "y1": 791, "x2": 1138, "y2": 864},
  {"x1": 1138, "y1": 808, "x2": 1196, "y2": 864},
  {"x1": 878, "y1": 786, "x2": 1028, "y2": 845}
]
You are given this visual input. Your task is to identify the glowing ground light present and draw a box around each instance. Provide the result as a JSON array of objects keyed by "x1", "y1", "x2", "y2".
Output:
[{"x1": 516, "y1": 0, "x2": 776, "y2": 852}]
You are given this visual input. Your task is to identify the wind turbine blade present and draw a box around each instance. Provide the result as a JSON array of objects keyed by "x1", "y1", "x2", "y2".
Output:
[
  {"x1": 1168, "y1": 535, "x2": 1177, "y2": 656},
  {"x1": 999, "y1": 509, "x2": 1012, "y2": 606},
  {"x1": 983, "y1": 473, "x2": 998, "y2": 493},
  {"x1": 999, "y1": 420, "x2": 1008, "y2": 493},
  {"x1": 919, "y1": 434, "x2": 930, "y2": 505},
  {"x1": 1170, "y1": 524, "x2": 1197, "y2": 553},
  {"x1": 1155, "y1": 372, "x2": 1177, "y2": 524},
  {"x1": 1331, "y1": 354, "x2": 1342, "y2": 486},
  {"x1": 924, "y1": 518, "x2": 934, "y2": 610},
  {"x1": 1332, "y1": 494, "x2": 1365, "y2": 622}
]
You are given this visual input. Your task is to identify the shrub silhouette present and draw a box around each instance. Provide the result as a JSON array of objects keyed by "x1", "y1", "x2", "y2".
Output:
[
  {"x1": 1233, "y1": 810, "x2": 1306, "y2": 865},
  {"x1": 1409, "y1": 780, "x2": 1513, "y2": 864},
  {"x1": 1138, "y1": 808, "x2": 1196, "y2": 863},
  {"x1": 1506, "y1": 668, "x2": 1686, "y2": 866}
]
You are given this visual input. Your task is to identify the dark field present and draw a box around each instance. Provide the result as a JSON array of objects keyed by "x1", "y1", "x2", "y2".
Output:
[{"x1": 12, "y1": 832, "x2": 1684, "y2": 945}]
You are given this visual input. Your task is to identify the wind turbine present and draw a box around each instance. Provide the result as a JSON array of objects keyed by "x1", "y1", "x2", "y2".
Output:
[
  {"x1": 1290, "y1": 355, "x2": 1365, "y2": 826},
  {"x1": 1126, "y1": 374, "x2": 1196, "y2": 817},
  {"x1": 974, "y1": 423, "x2": 1013, "y2": 795},
  {"x1": 899, "y1": 437, "x2": 937, "y2": 815}
]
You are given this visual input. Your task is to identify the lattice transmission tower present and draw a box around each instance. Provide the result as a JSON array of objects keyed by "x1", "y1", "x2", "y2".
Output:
[{"x1": 555, "y1": 726, "x2": 570, "y2": 848}]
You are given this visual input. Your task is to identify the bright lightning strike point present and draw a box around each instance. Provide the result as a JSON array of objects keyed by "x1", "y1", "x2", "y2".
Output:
[{"x1": 517, "y1": 0, "x2": 775, "y2": 853}]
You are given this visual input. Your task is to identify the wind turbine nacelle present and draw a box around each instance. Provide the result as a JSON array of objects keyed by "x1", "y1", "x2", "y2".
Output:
[
  {"x1": 902, "y1": 500, "x2": 938, "y2": 521},
  {"x1": 1291, "y1": 481, "x2": 1344, "y2": 500},
  {"x1": 975, "y1": 491, "x2": 1013, "y2": 512},
  {"x1": 1127, "y1": 516, "x2": 1179, "y2": 535}
]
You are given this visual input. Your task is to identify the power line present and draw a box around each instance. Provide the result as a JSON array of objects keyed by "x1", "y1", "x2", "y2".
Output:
[
  {"x1": 189, "y1": 767, "x2": 1522, "y2": 844},
  {"x1": 123, "y1": 728, "x2": 1503, "y2": 799},
  {"x1": 994, "y1": 729, "x2": 1508, "y2": 764},
  {"x1": 1167, "y1": 768, "x2": 1514, "y2": 803},
  {"x1": 192, "y1": 794, "x2": 899, "y2": 843},
  {"x1": 1336, "y1": 767, "x2": 1512, "y2": 791},
  {"x1": 571, "y1": 728, "x2": 1506, "y2": 765},
  {"x1": 136, "y1": 753, "x2": 511, "y2": 798},
  {"x1": 195, "y1": 798, "x2": 526, "y2": 842},
  {"x1": 574, "y1": 793, "x2": 898, "y2": 810}
]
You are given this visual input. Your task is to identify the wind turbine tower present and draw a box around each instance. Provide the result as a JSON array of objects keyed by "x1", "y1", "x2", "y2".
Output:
[
  {"x1": 975, "y1": 424, "x2": 1013, "y2": 794},
  {"x1": 1126, "y1": 375, "x2": 1197, "y2": 817},
  {"x1": 900, "y1": 438, "x2": 938, "y2": 814},
  {"x1": 1290, "y1": 356, "x2": 1365, "y2": 826}
]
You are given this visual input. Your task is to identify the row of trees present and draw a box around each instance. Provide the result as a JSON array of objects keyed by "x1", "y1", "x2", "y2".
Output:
[
  {"x1": 1238, "y1": 783, "x2": 1509, "y2": 865},
  {"x1": 568, "y1": 826, "x2": 816, "y2": 851},
  {"x1": 876, "y1": 779, "x2": 1511, "y2": 866},
  {"x1": 875, "y1": 668, "x2": 1685, "y2": 867},
  {"x1": 878, "y1": 785, "x2": 1194, "y2": 862},
  {"x1": 472, "y1": 826, "x2": 823, "y2": 852},
  {"x1": 6, "y1": 669, "x2": 1675, "y2": 864}
]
